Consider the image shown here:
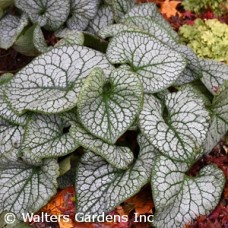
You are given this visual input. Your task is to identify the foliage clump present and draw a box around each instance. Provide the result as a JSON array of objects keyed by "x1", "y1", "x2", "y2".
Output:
[
  {"x1": 182, "y1": 0, "x2": 228, "y2": 16},
  {"x1": 179, "y1": 18, "x2": 228, "y2": 63},
  {"x1": 0, "y1": 1, "x2": 228, "y2": 228}
]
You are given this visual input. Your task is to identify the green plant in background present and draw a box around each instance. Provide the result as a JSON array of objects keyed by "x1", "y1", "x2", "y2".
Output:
[
  {"x1": 179, "y1": 18, "x2": 228, "y2": 63},
  {"x1": 0, "y1": 1, "x2": 228, "y2": 228},
  {"x1": 182, "y1": 0, "x2": 228, "y2": 16}
]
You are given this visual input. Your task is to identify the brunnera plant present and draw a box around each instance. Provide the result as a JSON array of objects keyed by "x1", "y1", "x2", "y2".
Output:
[{"x1": 0, "y1": 1, "x2": 228, "y2": 228}]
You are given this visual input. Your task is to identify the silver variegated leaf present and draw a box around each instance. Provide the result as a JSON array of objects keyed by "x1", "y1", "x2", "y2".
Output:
[
  {"x1": 6, "y1": 45, "x2": 113, "y2": 114},
  {"x1": 98, "y1": 24, "x2": 141, "y2": 39},
  {"x1": 0, "y1": 119, "x2": 24, "y2": 162},
  {"x1": 139, "y1": 87, "x2": 210, "y2": 163},
  {"x1": 21, "y1": 114, "x2": 79, "y2": 165},
  {"x1": 200, "y1": 58, "x2": 228, "y2": 95},
  {"x1": 106, "y1": 31, "x2": 186, "y2": 93},
  {"x1": 0, "y1": 82, "x2": 28, "y2": 125},
  {"x1": 87, "y1": 5, "x2": 114, "y2": 34},
  {"x1": 205, "y1": 82, "x2": 228, "y2": 153},
  {"x1": 0, "y1": 159, "x2": 59, "y2": 220},
  {"x1": 15, "y1": 0, "x2": 70, "y2": 31},
  {"x1": 33, "y1": 25, "x2": 49, "y2": 53},
  {"x1": 75, "y1": 134, "x2": 157, "y2": 217},
  {"x1": 152, "y1": 155, "x2": 225, "y2": 228},
  {"x1": 112, "y1": 0, "x2": 136, "y2": 21},
  {"x1": 70, "y1": 121, "x2": 134, "y2": 169},
  {"x1": 0, "y1": 14, "x2": 28, "y2": 49},
  {"x1": 67, "y1": 0, "x2": 100, "y2": 31},
  {"x1": 123, "y1": 16, "x2": 177, "y2": 46},
  {"x1": 123, "y1": 3, "x2": 178, "y2": 40},
  {"x1": 174, "y1": 45, "x2": 201, "y2": 85},
  {"x1": 77, "y1": 67, "x2": 143, "y2": 144},
  {"x1": 55, "y1": 29, "x2": 84, "y2": 47}
]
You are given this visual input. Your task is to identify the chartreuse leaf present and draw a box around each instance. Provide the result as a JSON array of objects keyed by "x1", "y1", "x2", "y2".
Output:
[
  {"x1": 21, "y1": 114, "x2": 79, "y2": 165},
  {"x1": 6, "y1": 45, "x2": 113, "y2": 114},
  {"x1": 77, "y1": 67, "x2": 143, "y2": 144},
  {"x1": 87, "y1": 5, "x2": 114, "y2": 34},
  {"x1": 205, "y1": 82, "x2": 228, "y2": 153},
  {"x1": 0, "y1": 119, "x2": 24, "y2": 162},
  {"x1": 75, "y1": 134, "x2": 157, "y2": 217},
  {"x1": 70, "y1": 121, "x2": 134, "y2": 169},
  {"x1": 139, "y1": 87, "x2": 210, "y2": 163},
  {"x1": 123, "y1": 3, "x2": 178, "y2": 40},
  {"x1": 15, "y1": 0, "x2": 70, "y2": 31},
  {"x1": 200, "y1": 58, "x2": 228, "y2": 95},
  {"x1": 55, "y1": 29, "x2": 84, "y2": 47},
  {"x1": 112, "y1": 0, "x2": 136, "y2": 21},
  {"x1": 66, "y1": 0, "x2": 100, "y2": 31},
  {"x1": 106, "y1": 31, "x2": 186, "y2": 93},
  {"x1": 152, "y1": 155, "x2": 225, "y2": 228},
  {"x1": 0, "y1": 159, "x2": 59, "y2": 220},
  {"x1": 0, "y1": 14, "x2": 28, "y2": 49}
]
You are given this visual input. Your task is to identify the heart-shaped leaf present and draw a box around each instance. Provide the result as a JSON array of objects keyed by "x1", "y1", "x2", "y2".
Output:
[
  {"x1": 0, "y1": 14, "x2": 28, "y2": 49},
  {"x1": 139, "y1": 87, "x2": 210, "y2": 163},
  {"x1": 77, "y1": 67, "x2": 143, "y2": 144},
  {"x1": 200, "y1": 58, "x2": 228, "y2": 95},
  {"x1": 87, "y1": 5, "x2": 114, "y2": 34},
  {"x1": 75, "y1": 134, "x2": 157, "y2": 217},
  {"x1": 106, "y1": 31, "x2": 186, "y2": 93},
  {"x1": 151, "y1": 155, "x2": 225, "y2": 228},
  {"x1": 6, "y1": 45, "x2": 113, "y2": 114},
  {"x1": 66, "y1": 0, "x2": 100, "y2": 31},
  {"x1": 70, "y1": 121, "x2": 134, "y2": 169},
  {"x1": 205, "y1": 82, "x2": 228, "y2": 153},
  {"x1": 123, "y1": 3, "x2": 178, "y2": 40},
  {"x1": 0, "y1": 159, "x2": 59, "y2": 220},
  {"x1": 15, "y1": 0, "x2": 70, "y2": 31},
  {"x1": 21, "y1": 114, "x2": 79, "y2": 165}
]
